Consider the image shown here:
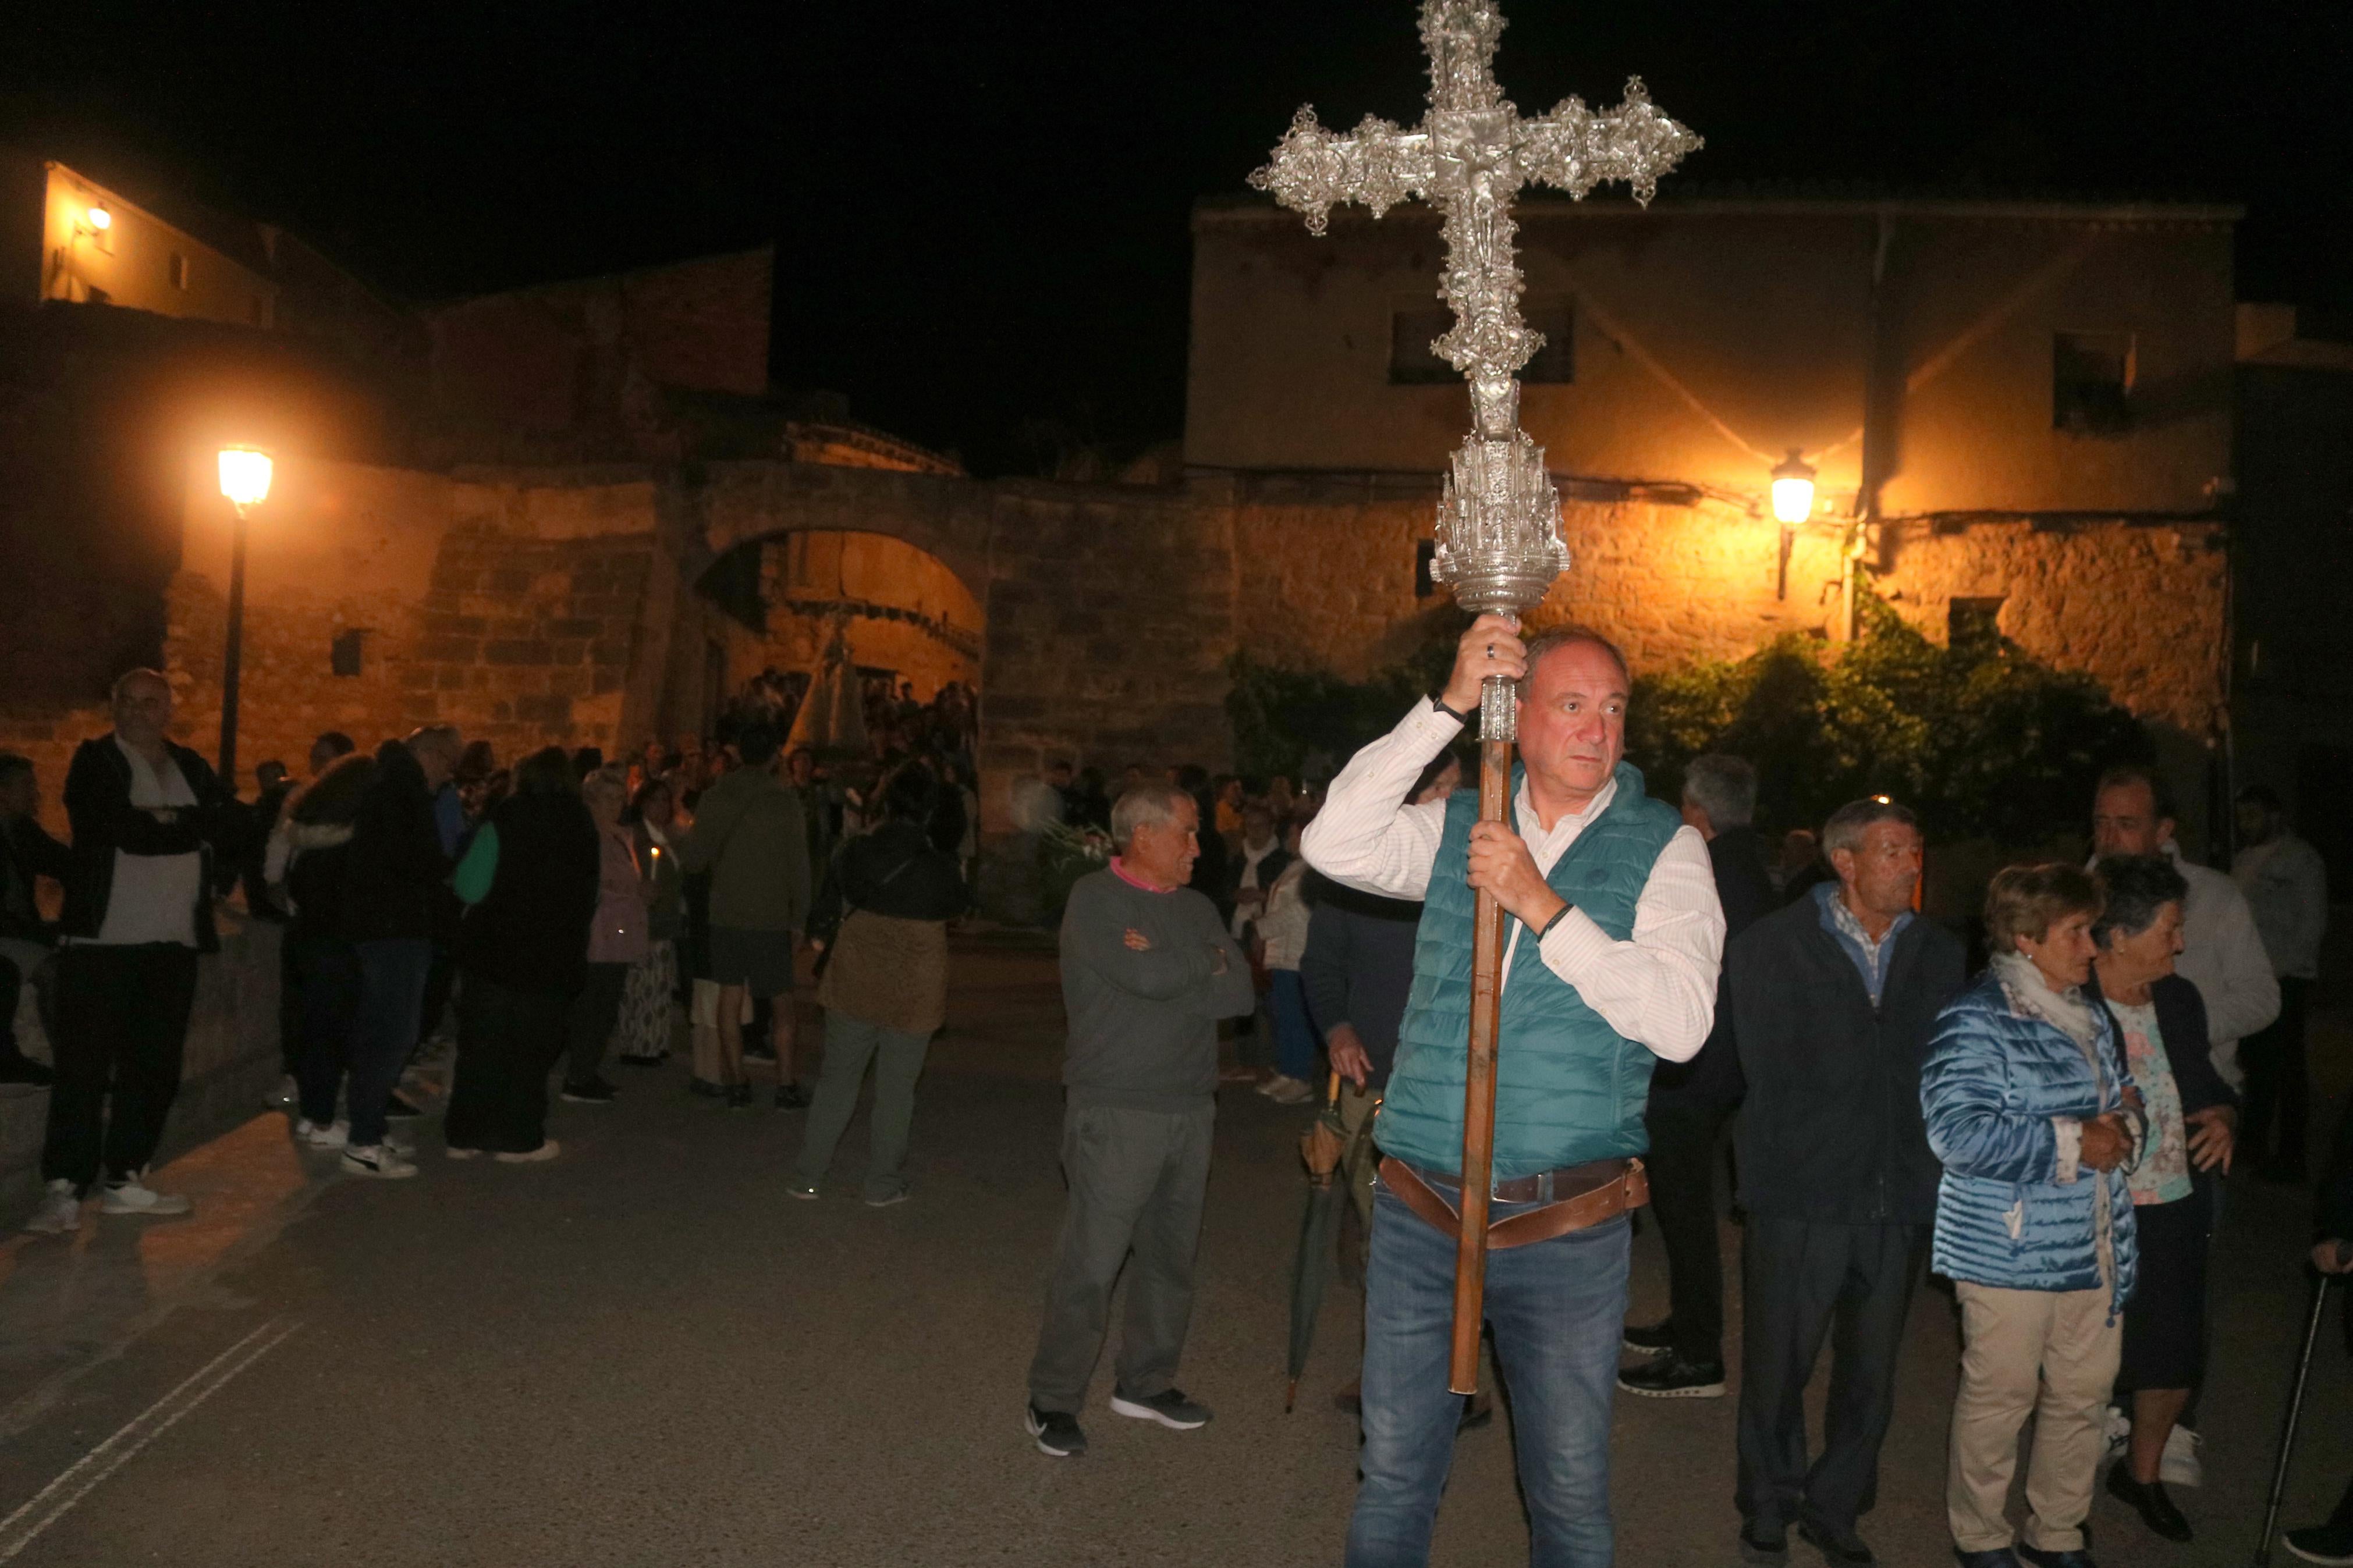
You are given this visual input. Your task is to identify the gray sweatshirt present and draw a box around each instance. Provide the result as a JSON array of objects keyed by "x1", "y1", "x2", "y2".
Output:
[{"x1": 1059, "y1": 867, "x2": 1255, "y2": 1111}]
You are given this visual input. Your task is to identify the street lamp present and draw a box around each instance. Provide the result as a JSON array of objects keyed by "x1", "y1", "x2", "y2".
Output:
[
  {"x1": 215, "y1": 446, "x2": 274, "y2": 791},
  {"x1": 1770, "y1": 449, "x2": 1818, "y2": 524}
]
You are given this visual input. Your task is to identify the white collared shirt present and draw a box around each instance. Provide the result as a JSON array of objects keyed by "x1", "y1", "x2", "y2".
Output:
[{"x1": 1301, "y1": 699, "x2": 1724, "y2": 1062}]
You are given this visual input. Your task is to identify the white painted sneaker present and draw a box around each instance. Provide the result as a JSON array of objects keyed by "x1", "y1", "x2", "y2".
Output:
[
  {"x1": 2102, "y1": 1406, "x2": 2131, "y2": 1464},
  {"x1": 340, "y1": 1144, "x2": 418, "y2": 1180},
  {"x1": 2162, "y1": 1424, "x2": 2203, "y2": 1488},
  {"x1": 1263, "y1": 1075, "x2": 1318, "y2": 1105},
  {"x1": 297, "y1": 1118, "x2": 351, "y2": 1150},
  {"x1": 22, "y1": 1178, "x2": 81, "y2": 1235},
  {"x1": 100, "y1": 1176, "x2": 193, "y2": 1217}
]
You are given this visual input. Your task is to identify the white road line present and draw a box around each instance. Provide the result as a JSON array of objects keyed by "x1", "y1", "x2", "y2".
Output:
[{"x1": 0, "y1": 1316, "x2": 302, "y2": 1562}]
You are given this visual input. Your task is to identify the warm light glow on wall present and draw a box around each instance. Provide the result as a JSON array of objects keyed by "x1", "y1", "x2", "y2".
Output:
[
  {"x1": 1770, "y1": 449, "x2": 1817, "y2": 525},
  {"x1": 85, "y1": 205, "x2": 111, "y2": 232},
  {"x1": 218, "y1": 447, "x2": 274, "y2": 510}
]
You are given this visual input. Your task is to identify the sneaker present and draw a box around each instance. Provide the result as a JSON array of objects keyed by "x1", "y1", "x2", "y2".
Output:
[
  {"x1": 2284, "y1": 1523, "x2": 2353, "y2": 1565},
  {"x1": 864, "y1": 1186, "x2": 910, "y2": 1208},
  {"x1": 2160, "y1": 1424, "x2": 2202, "y2": 1488},
  {"x1": 494, "y1": 1139, "x2": 561, "y2": 1164},
  {"x1": 385, "y1": 1090, "x2": 425, "y2": 1119},
  {"x1": 100, "y1": 1176, "x2": 193, "y2": 1217},
  {"x1": 775, "y1": 1083, "x2": 811, "y2": 1111},
  {"x1": 1261, "y1": 1075, "x2": 1317, "y2": 1105},
  {"x1": 22, "y1": 1178, "x2": 80, "y2": 1235},
  {"x1": 381, "y1": 1128, "x2": 416, "y2": 1157},
  {"x1": 445, "y1": 1145, "x2": 484, "y2": 1161},
  {"x1": 296, "y1": 1118, "x2": 350, "y2": 1150},
  {"x1": 725, "y1": 1083, "x2": 753, "y2": 1110},
  {"x1": 1623, "y1": 1319, "x2": 1676, "y2": 1355},
  {"x1": 1024, "y1": 1402, "x2": 1088, "y2": 1458},
  {"x1": 1109, "y1": 1387, "x2": 1212, "y2": 1430},
  {"x1": 560, "y1": 1080, "x2": 616, "y2": 1105},
  {"x1": 785, "y1": 1179, "x2": 819, "y2": 1200},
  {"x1": 262, "y1": 1073, "x2": 298, "y2": 1111},
  {"x1": 1617, "y1": 1353, "x2": 1727, "y2": 1399},
  {"x1": 2102, "y1": 1406, "x2": 2131, "y2": 1464},
  {"x1": 340, "y1": 1143, "x2": 418, "y2": 1180}
]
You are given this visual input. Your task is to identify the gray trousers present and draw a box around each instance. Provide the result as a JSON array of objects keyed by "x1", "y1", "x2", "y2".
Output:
[
  {"x1": 794, "y1": 1009, "x2": 931, "y2": 1199},
  {"x1": 1026, "y1": 1100, "x2": 1215, "y2": 1413},
  {"x1": 1735, "y1": 1215, "x2": 1927, "y2": 1533}
]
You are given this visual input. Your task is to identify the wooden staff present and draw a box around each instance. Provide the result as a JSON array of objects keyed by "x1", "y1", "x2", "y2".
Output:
[{"x1": 1449, "y1": 681, "x2": 1513, "y2": 1395}]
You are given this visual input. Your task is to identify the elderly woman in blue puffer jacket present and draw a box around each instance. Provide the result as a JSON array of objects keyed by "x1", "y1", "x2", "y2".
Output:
[{"x1": 1924, "y1": 862, "x2": 2145, "y2": 1568}]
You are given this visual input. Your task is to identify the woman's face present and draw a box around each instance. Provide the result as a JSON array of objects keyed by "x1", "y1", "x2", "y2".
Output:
[
  {"x1": 2096, "y1": 899, "x2": 2184, "y2": 990},
  {"x1": 641, "y1": 786, "x2": 674, "y2": 829},
  {"x1": 2017, "y1": 909, "x2": 2098, "y2": 990},
  {"x1": 587, "y1": 789, "x2": 623, "y2": 829}
]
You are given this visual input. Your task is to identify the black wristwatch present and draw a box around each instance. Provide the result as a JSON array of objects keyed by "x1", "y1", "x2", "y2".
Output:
[{"x1": 1430, "y1": 691, "x2": 1472, "y2": 725}]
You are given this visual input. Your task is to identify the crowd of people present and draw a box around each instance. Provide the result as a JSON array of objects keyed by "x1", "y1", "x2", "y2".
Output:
[
  {"x1": 1, "y1": 643, "x2": 2345, "y2": 1566},
  {"x1": 2, "y1": 666, "x2": 978, "y2": 1221},
  {"x1": 1030, "y1": 613, "x2": 2345, "y2": 1568}
]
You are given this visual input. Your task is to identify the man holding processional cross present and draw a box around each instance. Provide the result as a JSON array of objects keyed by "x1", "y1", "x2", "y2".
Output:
[{"x1": 1258, "y1": 1, "x2": 1709, "y2": 1560}]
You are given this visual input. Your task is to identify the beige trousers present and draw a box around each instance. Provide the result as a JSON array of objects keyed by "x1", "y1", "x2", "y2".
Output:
[{"x1": 1947, "y1": 1279, "x2": 2123, "y2": 1553}]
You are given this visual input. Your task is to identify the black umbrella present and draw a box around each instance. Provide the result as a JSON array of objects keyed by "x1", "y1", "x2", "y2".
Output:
[{"x1": 1286, "y1": 1073, "x2": 1368, "y2": 1411}]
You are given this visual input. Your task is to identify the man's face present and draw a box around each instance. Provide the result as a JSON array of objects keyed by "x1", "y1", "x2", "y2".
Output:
[
  {"x1": 257, "y1": 762, "x2": 289, "y2": 793},
  {"x1": 1127, "y1": 797, "x2": 1201, "y2": 888},
  {"x1": 113, "y1": 675, "x2": 172, "y2": 745},
  {"x1": 307, "y1": 740, "x2": 341, "y2": 776},
  {"x1": 2092, "y1": 781, "x2": 2169, "y2": 858},
  {"x1": 1832, "y1": 821, "x2": 1923, "y2": 920},
  {"x1": 0, "y1": 769, "x2": 35, "y2": 819},
  {"x1": 1517, "y1": 642, "x2": 1627, "y2": 803},
  {"x1": 2235, "y1": 799, "x2": 2278, "y2": 847},
  {"x1": 1242, "y1": 806, "x2": 1275, "y2": 848}
]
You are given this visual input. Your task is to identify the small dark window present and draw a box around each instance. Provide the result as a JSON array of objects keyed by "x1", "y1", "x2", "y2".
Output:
[
  {"x1": 1390, "y1": 298, "x2": 1574, "y2": 385},
  {"x1": 169, "y1": 252, "x2": 189, "y2": 290},
  {"x1": 331, "y1": 630, "x2": 365, "y2": 677},
  {"x1": 1949, "y1": 596, "x2": 2006, "y2": 649},
  {"x1": 2054, "y1": 330, "x2": 2133, "y2": 433},
  {"x1": 1415, "y1": 540, "x2": 1438, "y2": 599}
]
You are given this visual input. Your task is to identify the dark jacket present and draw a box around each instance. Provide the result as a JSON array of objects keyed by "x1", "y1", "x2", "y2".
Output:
[
  {"x1": 1298, "y1": 881, "x2": 1422, "y2": 1093},
  {"x1": 2088, "y1": 968, "x2": 2237, "y2": 1200},
  {"x1": 456, "y1": 791, "x2": 599, "y2": 996},
  {"x1": 1649, "y1": 824, "x2": 1777, "y2": 1108},
  {"x1": 342, "y1": 742, "x2": 449, "y2": 943},
  {"x1": 1730, "y1": 893, "x2": 1968, "y2": 1224},
  {"x1": 809, "y1": 820, "x2": 966, "y2": 936},
  {"x1": 2, "y1": 814, "x2": 73, "y2": 943},
  {"x1": 59, "y1": 734, "x2": 230, "y2": 952}
]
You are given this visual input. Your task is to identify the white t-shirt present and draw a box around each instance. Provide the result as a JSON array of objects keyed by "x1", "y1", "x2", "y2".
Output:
[{"x1": 90, "y1": 739, "x2": 202, "y2": 948}]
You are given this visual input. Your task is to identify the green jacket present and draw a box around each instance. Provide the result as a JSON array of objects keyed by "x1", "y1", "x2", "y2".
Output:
[
  {"x1": 676, "y1": 766, "x2": 811, "y2": 933},
  {"x1": 1382, "y1": 761, "x2": 1681, "y2": 1179}
]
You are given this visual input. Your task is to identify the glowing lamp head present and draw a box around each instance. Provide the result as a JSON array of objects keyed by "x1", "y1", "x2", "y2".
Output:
[
  {"x1": 218, "y1": 447, "x2": 274, "y2": 510},
  {"x1": 1770, "y1": 449, "x2": 1817, "y2": 525},
  {"x1": 86, "y1": 205, "x2": 112, "y2": 232}
]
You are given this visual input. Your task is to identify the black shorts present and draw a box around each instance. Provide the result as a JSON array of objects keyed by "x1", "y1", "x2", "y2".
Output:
[{"x1": 707, "y1": 926, "x2": 795, "y2": 999}]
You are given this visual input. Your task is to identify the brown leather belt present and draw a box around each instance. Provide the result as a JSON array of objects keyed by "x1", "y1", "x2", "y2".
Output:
[{"x1": 1379, "y1": 1153, "x2": 1648, "y2": 1251}]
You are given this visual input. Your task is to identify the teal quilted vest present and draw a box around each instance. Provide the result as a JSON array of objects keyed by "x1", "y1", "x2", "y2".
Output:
[{"x1": 1380, "y1": 760, "x2": 1682, "y2": 1179}]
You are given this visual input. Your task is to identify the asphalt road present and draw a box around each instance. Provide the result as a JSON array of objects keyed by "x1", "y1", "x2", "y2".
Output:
[{"x1": 0, "y1": 934, "x2": 2343, "y2": 1566}]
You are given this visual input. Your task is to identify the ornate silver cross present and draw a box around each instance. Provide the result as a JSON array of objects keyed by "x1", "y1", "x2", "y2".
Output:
[{"x1": 1251, "y1": 0, "x2": 1700, "y2": 733}]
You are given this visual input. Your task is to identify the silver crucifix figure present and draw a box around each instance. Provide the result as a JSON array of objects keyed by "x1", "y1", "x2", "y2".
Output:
[{"x1": 1251, "y1": 0, "x2": 1700, "y2": 739}]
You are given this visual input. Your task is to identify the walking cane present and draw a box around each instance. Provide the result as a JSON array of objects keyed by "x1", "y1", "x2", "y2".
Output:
[{"x1": 2253, "y1": 1270, "x2": 2337, "y2": 1567}]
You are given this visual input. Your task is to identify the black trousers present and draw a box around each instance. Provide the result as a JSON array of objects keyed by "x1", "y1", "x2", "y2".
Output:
[
  {"x1": 1644, "y1": 1093, "x2": 1737, "y2": 1363},
  {"x1": 566, "y1": 961, "x2": 629, "y2": 1088},
  {"x1": 43, "y1": 943, "x2": 201, "y2": 1191},
  {"x1": 2241, "y1": 974, "x2": 2311, "y2": 1173},
  {"x1": 446, "y1": 973, "x2": 570, "y2": 1154},
  {"x1": 1735, "y1": 1215, "x2": 1927, "y2": 1532}
]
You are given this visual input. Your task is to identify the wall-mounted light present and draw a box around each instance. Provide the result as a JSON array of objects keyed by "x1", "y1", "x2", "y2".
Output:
[
  {"x1": 1770, "y1": 449, "x2": 1817, "y2": 525},
  {"x1": 85, "y1": 205, "x2": 112, "y2": 232}
]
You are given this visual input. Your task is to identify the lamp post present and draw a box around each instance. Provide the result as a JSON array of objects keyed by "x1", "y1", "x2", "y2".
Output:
[
  {"x1": 1770, "y1": 449, "x2": 1816, "y2": 600},
  {"x1": 215, "y1": 447, "x2": 274, "y2": 791}
]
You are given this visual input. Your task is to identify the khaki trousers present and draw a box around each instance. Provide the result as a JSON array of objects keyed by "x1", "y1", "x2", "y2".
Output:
[{"x1": 1947, "y1": 1280, "x2": 2123, "y2": 1553}]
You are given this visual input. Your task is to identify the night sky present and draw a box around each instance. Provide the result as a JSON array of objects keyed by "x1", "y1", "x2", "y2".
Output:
[{"x1": 6, "y1": 1, "x2": 2347, "y2": 474}]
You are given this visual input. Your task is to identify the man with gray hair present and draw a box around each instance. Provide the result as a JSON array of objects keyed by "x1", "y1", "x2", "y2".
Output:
[
  {"x1": 1726, "y1": 797, "x2": 1965, "y2": 1565},
  {"x1": 1024, "y1": 782, "x2": 1254, "y2": 1460},
  {"x1": 1621, "y1": 753, "x2": 1777, "y2": 1399}
]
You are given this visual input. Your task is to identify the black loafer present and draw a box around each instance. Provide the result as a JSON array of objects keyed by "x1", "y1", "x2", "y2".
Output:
[
  {"x1": 2015, "y1": 1542, "x2": 2097, "y2": 1567},
  {"x1": 1740, "y1": 1519, "x2": 1788, "y2": 1564},
  {"x1": 1799, "y1": 1519, "x2": 1876, "y2": 1564},
  {"x1": 2106, "y1": 1464, "x2": 2191, "y2": 1542},
  {"x1": 1952, "y1": 1551, "x2": 2020, "y2": 1568}
]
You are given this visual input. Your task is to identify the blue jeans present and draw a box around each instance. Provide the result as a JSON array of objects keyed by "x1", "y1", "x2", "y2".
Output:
[
  {"x1": 1347, "y1": 1175, "x2": 1633, "y2": 1568},
  {"x1": 1266, "y1": 969, "x2": 1321, "y2": 1081},
  {"x1": 350, "y1": 939, "x2": 431, "y2": 1148}
]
